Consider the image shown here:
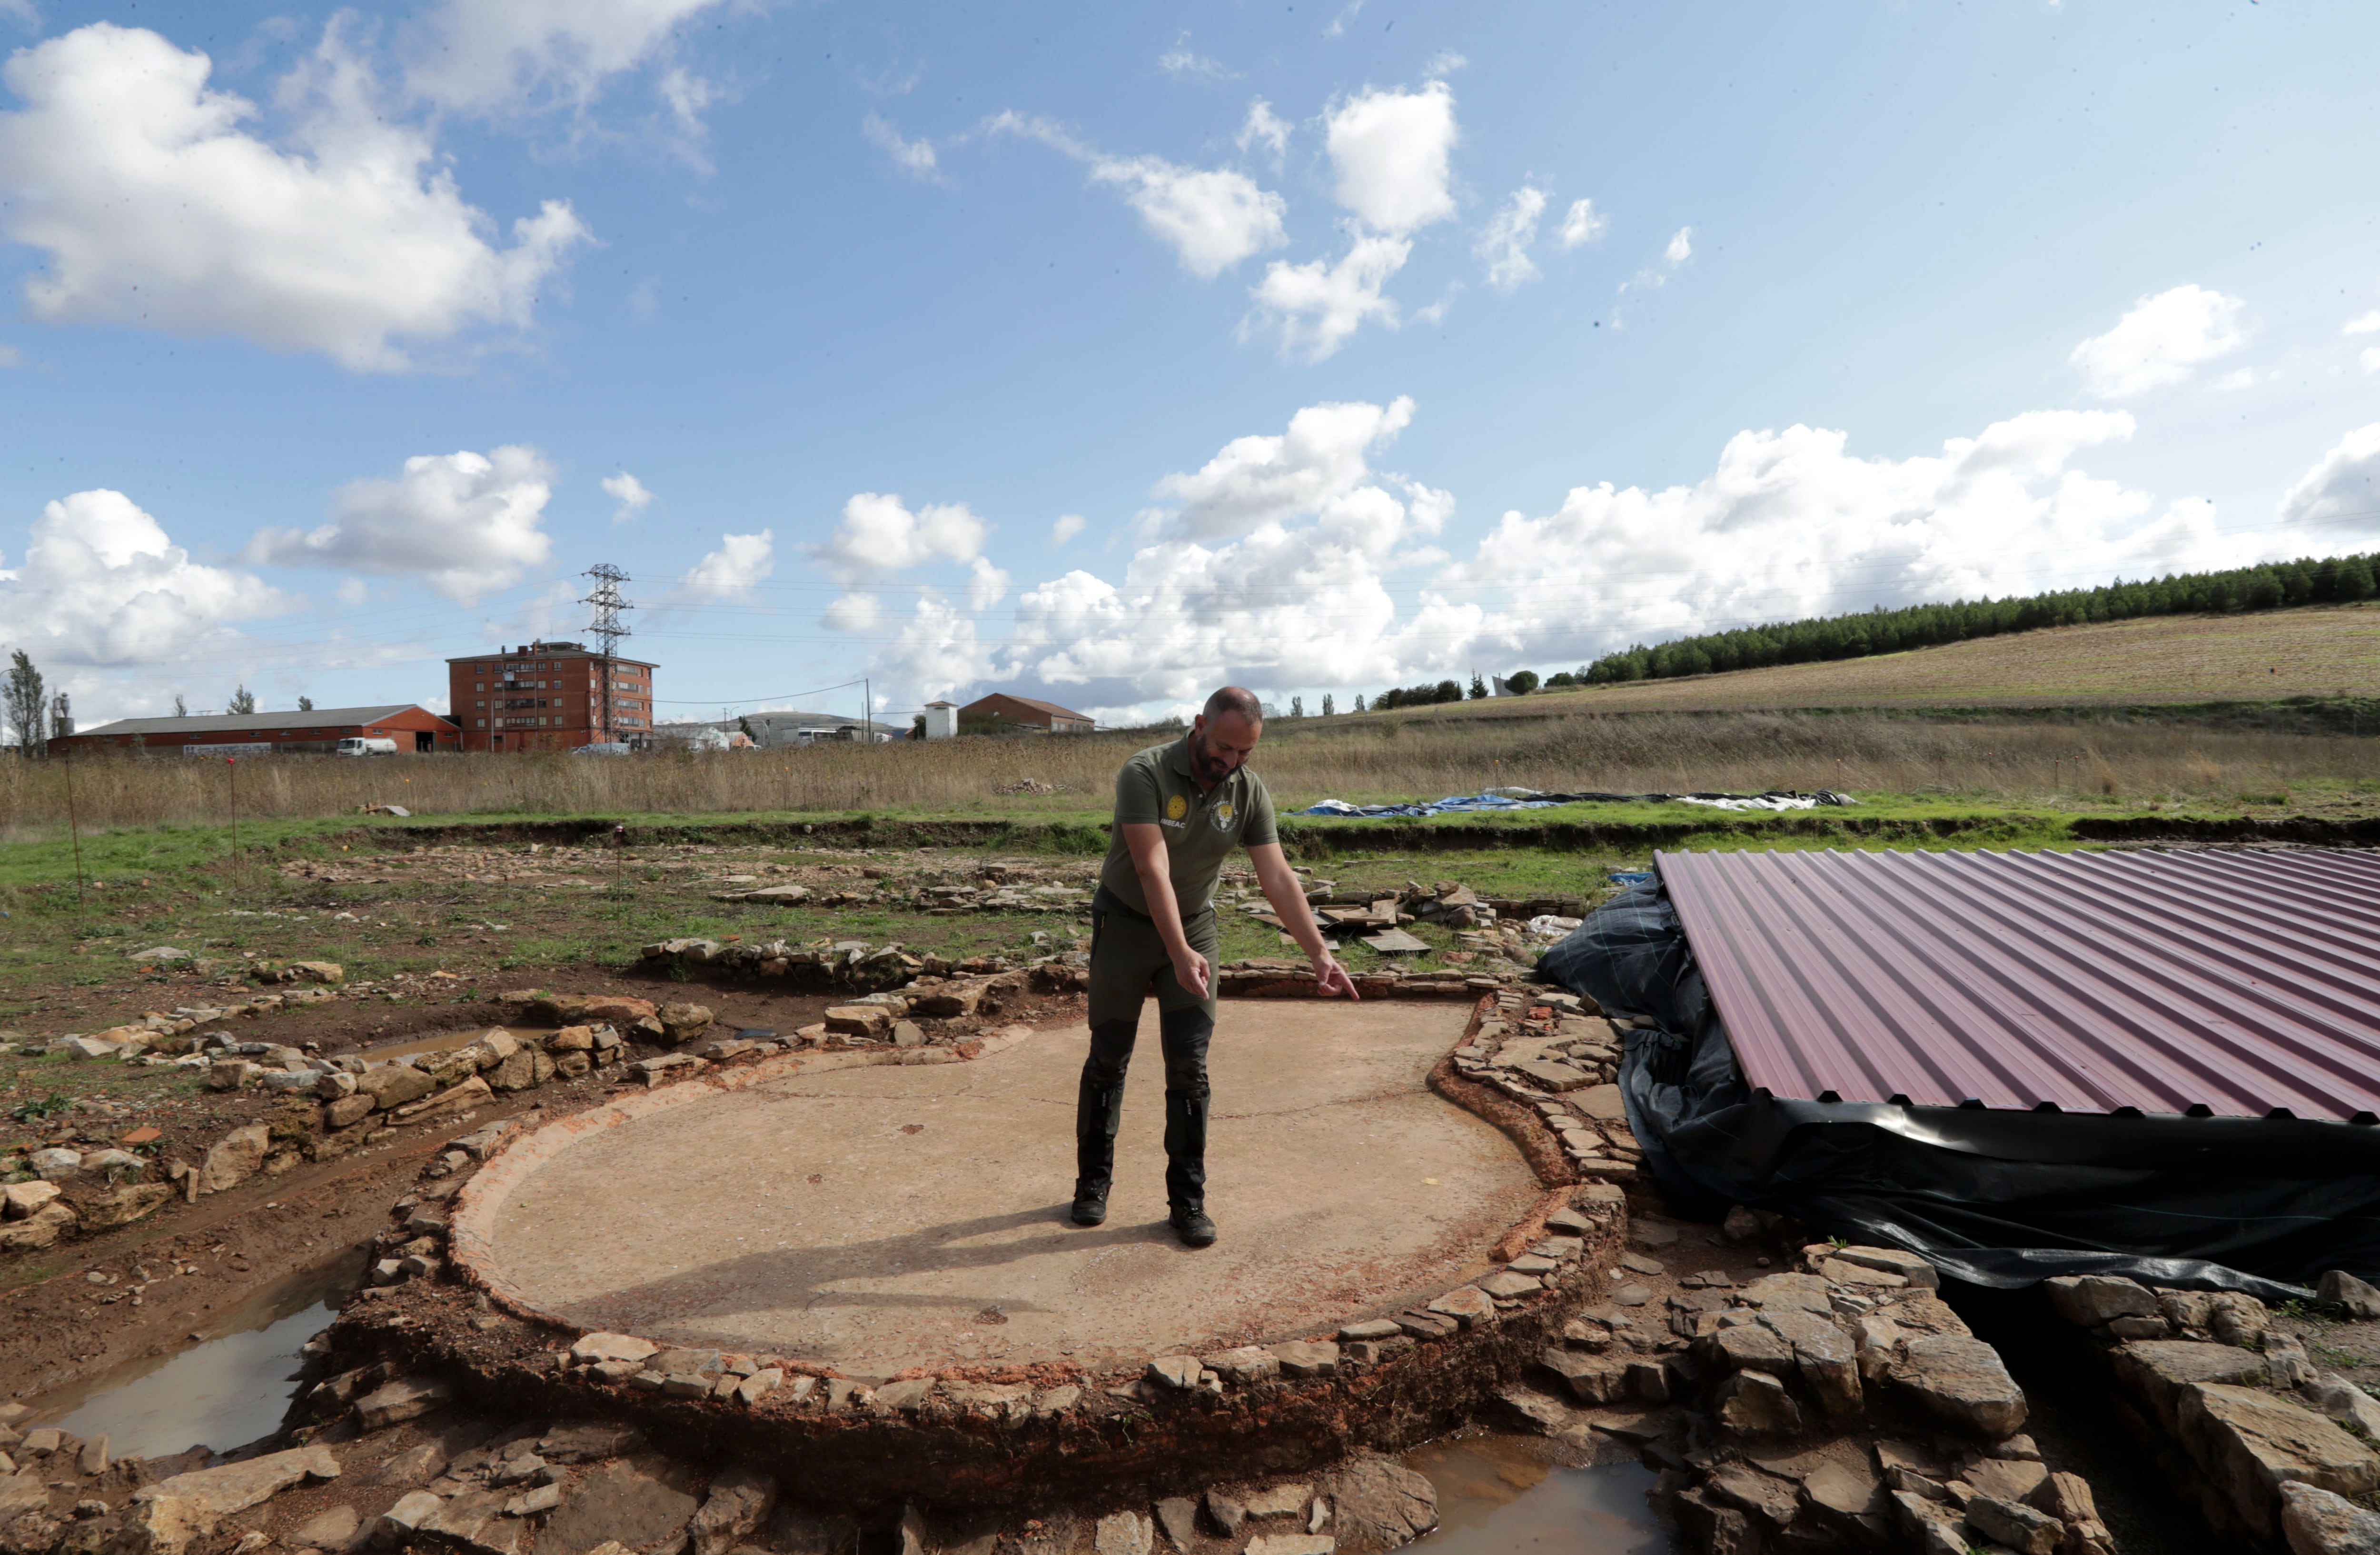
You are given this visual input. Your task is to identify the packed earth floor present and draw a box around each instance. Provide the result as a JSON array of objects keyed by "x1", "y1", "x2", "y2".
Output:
[{"x1": 8, "y1": 828, "x2": 2380, "y2": 1555}]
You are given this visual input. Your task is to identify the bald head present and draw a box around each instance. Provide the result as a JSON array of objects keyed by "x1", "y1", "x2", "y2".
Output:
[{"x1": 1203, "y1": 686, "x2": 1263, "y2": 724}]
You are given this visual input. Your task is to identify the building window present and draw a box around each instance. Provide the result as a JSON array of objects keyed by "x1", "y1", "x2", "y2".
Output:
[{"x1": 476, "y1": 719, "x2": 486, "y2": 728}]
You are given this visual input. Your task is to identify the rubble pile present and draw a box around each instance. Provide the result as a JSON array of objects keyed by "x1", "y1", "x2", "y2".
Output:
[
  {"x1": 2, "y1": 984, "x2": 343, "y2": 1063},
  {"x1": 1492, "y1": 1231, "x2": 2072, "y2": 1555},
  {"x1": 0, "y1": 1382, "x2": 1448, "y2": 1555},
  {"x1": 1230, "y1": 875, "x2": 1582, "y2": 970},
  {"x1": 2043, "y1": 1270, "x2": 2380, "y2": 1553}
]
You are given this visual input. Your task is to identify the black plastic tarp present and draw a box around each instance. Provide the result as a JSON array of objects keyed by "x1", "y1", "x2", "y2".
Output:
[{"x1": 1537, "y1": 880, "x2": 2380, "y2": 1300}]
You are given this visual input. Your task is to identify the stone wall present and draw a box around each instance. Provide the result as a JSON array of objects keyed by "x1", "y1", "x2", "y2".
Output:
[{"x1": 2042, "y1": 1272, "x2": 2380, "y2": 1553}]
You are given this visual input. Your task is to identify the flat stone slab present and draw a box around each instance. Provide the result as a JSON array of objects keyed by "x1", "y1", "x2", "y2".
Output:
[{"x1": 470, "y1": 1003, "x2": 1535, "y2": 1377}]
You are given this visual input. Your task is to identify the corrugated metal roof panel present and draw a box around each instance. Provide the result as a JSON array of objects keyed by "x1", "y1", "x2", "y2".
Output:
[
  {"x1": 74, "y1": 705, "x2": 430, "y2": 738},
  {"x1": 1656, "y1": 848, "x2": 2380, "y2": 1123}
]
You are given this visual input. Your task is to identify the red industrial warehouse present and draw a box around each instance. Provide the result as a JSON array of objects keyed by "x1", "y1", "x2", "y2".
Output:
[{"x1": 50, "y1": 704, "x2": 459, "y2": 756}]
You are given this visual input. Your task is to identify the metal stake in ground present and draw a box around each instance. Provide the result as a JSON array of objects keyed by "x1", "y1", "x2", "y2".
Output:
[
  {"x1": 227, "y1": 754, "x2": 238, "y2": 867},
  {"x1": 64, "y1": 745, "x2": 86, "y2": 907}
]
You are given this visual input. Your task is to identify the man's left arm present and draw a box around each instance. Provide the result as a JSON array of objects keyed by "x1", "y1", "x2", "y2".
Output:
[{"x1": 1249, "y1": 841, "x2": 1359, "y2": 1000}]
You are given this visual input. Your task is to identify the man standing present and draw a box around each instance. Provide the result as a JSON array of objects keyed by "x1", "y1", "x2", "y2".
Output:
[{"x1": 1073, "y1": 686, "x2": 1359, "y2": 1247}]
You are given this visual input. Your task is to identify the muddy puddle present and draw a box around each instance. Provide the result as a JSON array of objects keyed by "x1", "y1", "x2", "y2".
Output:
[
  {"x1": 1404, "y1": 1431, "x2": 1666, "y2": 1554},
  {"x1": 31, "y1": 1249, "x2": 366, "y2": 1462}
]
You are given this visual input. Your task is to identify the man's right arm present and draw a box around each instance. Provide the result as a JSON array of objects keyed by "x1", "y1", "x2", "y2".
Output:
[{"x1": 1122, "y1": 822, "x2": 1209, "y2": 1002}]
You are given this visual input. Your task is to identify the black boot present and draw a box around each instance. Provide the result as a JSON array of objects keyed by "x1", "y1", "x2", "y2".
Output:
[
  {"x1": 1170, "y1": 1205, "x2": 1218, "y2": 1247},
  {"x1": 1073, "y1": 1018, "x2": 1136, "y2": 1225},
  {"x1": 1160, "y1": 1006, "x2": 1214, "y2": 1246}
]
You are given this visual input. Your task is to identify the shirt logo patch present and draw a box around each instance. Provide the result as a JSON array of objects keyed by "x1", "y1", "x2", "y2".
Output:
[
  {"x1": 1212, "y1": 800, "x2": 1237, "y2": 831},
  {"x1": 1165, "y1": 794, "x2": 1188, "y2": 821}
]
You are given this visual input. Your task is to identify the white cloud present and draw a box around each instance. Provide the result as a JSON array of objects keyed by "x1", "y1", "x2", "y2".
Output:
[
  {"x1": 1324, "y1": 81, "x2": 1458, "y2": 235},
  {"x1": 1425, "y1": 50, "x2": 1468, "y2": 76},
  {"x1": 2347, "y1": 310, "x2": 2380, "y2": 337},
  {"x1": 1158, "y1": 32, "x2": 1233, "y2": 82},
  {"x1": 671, "y1": 529, "x2": 774, "y2": 606},
  {"x1": 823, "y1": 593, "x2": 880, "y2": 632},
  {"x1": 2070, "y1": 284, "x2": 2251, "y2": 399},
  {"x1": 602, "y1": 471, "x2": 654, "y2": 523},
  {"x1": 988, "y1": 113, "x2": 1287, "y2": 279},
  {"x1": 1432, "y1": 409, "x2": 2256, "y2": 668},
  {"x1": 881, "y1": 397, "x2": 2311, "y2": 721},
  {"x1": 0, "y1": 24, "x2": 589, "y2": 372},
  {"x1": 1613, "y1": 224, "x2": 1694, "y2": 320},
  {"x1": 246, "y1": 446, "x2": 555, "y2": 601},
  {"x1": 0, "y1": 489, "x2": 288, "y2": 669},
  {"x1": 656, "y1": 64, "x2": 714, "y2": 136},
  {"x1": 966, "y1": 555, "x2": 1011, "y2": 610},
  {"x1": 1476, "y1": 186, "x2": 1547, "y2": 291},
  {"x1": 1323, "y1": 0, "x2": 1368, "y2": 39},
  {"x1": 1237, "y1": 98, "x2": 1289, "y2": 166},
  {"x1": 987, "y1": 451, "x2": 1453, "y2": 708},
  {"x1": 1557, "y1": 198, "x2": 1608, "y2": 249},
  {"x1": 1243, "y1": 233, "x2": 1411, "y2": 362},
  {"x1": 870, "y1": 594, "x2": 995, "y2": 703},
  {"x1": 404, "y1": 0, "x2": 730, "y2": 117},
  {"x1": 815, "y1": 492, "x2": 990, "y2": 581},
  {"x1": 1050, "y1": 513, "x2": 1087, "y2": 545},
  {"x1": 1154, "y1": 396, "x2": 1416, "y2": 539},
  {"x1": 863, "y1": 112, "x2": 940, "y2": 180},
  {"x1": 2363, "y1": 348, "x2": 2380, "y2": 376},
  {"x1": 2277, "y1": 424, "x2": 2380, "y2": 536},
  {"x1": 0, "y1": 343, "x2": 20, "y2": 368}
]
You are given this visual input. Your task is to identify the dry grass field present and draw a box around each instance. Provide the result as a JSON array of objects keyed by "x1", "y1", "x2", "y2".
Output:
[
  {"x1": 1424, "y1": 601, "x2": 2380, "y2": 715},
  {"x1": 2, "y1": 605, "x2": 2373, "y2": 836},
  {"x1": 4, "y1": 706, "x2": 2372, "y2": 834}
]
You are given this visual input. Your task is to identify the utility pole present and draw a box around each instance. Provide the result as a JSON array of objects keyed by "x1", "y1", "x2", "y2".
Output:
[
  {"x1": 863, "y1": 678, "x2": 872, "y2": 743},
  {"x1": 581, "y1": 564, "x2": 635, "y2": 747}
]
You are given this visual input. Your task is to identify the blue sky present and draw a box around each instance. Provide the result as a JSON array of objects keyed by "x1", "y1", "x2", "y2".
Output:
[{"x1": 3, "y1": 0, "x2": 2378, "y2": 734}]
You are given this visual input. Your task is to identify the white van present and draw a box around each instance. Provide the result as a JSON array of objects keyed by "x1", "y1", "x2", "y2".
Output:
[{"x1": 337, "y1": 737, "x2": 399, "y2": 757}]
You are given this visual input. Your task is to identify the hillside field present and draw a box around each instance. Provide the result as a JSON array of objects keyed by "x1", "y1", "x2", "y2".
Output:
[{"x1": 1403, "y1": 601, "x2": 2380, "y2": 717}]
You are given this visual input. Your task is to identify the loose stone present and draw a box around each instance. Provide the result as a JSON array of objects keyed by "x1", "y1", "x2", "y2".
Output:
[
  {"x1": 1272, "y1": 1341, "x2": 1340, "y2": 1378},
  {"x1": 1153, "y1": 1497, "x2": 1199, "y2": 1551},
  {"x1": 1889, "y1": 1334, "x2": 2028, "y2": 1438},
  {"x1": 1147, "y1": 1356, "x2": 1202, "y2": 1391},
  {"x1": 1241, "y1": 1485, "x2": 1313, "y2": 1519}
]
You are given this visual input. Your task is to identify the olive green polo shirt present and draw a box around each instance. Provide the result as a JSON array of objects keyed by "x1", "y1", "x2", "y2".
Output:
[{"x1": 1098, "y1": 735, "x2": 1279, "y2": 916}]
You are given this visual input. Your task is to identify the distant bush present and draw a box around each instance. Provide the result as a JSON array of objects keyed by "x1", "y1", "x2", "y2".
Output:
[
  {"x1": 1503, "y1": 670, "x2": 1540, "y2": 695},
  {"x1": 1584, "y1": 551, "x2": 2380, "y2": 686},
  {"x1": 1374, "y1": 679, "x2": 1464, "y2": 710}
]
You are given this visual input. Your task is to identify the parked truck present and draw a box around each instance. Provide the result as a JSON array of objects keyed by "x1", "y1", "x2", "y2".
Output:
[{"x1": 336, "y1": 737, "x2": 399, "y2": 756}]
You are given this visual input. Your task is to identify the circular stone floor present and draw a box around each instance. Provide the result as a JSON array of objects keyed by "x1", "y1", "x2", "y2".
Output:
[{"x1": 470, "y1": 1001, "x2": 1539, "y2": 1378}]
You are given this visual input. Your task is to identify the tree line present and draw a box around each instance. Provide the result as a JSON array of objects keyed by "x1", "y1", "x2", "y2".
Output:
[{"x1": 1577, "y1": 551, "x2": 2380, "y2": 686}]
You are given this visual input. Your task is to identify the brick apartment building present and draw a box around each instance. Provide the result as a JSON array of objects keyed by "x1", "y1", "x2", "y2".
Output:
[{"x1": 446, "y1": 641, "x2": 659, "y2": 752}]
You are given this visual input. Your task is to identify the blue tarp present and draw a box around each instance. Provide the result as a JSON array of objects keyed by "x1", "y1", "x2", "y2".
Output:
[{"x1": 1292, "y1": 789, "x2": 1857, "y2": 819}]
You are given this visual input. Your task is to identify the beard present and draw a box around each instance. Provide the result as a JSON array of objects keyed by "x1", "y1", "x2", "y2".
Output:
[{"x1": 1189, "y1": 730, "x2": 1232, "y2": 786}]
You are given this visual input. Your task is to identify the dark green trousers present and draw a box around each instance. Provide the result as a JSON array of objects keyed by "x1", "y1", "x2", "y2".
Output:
[{"x1": 1077, "y1": 887, "x2": 1219, "y2": 1212}]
